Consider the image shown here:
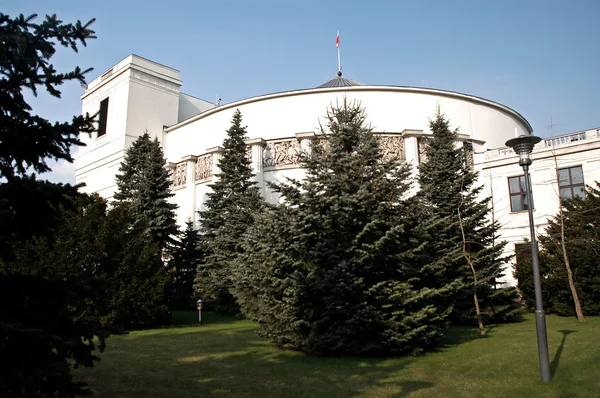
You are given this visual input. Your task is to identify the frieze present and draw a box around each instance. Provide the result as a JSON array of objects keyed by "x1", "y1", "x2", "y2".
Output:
[
  {"x1": 378, "y1": 136, "x2": 406, "y2": 162},
  {"x1": 263, "y1": 140, "x2": 302, "y2": 168},
  {"x1": 173, "y1": 163, "x2": 187, "y2": 188},
  {"x1": 195, "y1": 154, "x2": 212, "y2": 182},
  {"x1": 418, "y1": 137, "x2": 429, "y2": 164},
  {"x1": 463, "y1": 141, "x2": 474, "y2": 169}
]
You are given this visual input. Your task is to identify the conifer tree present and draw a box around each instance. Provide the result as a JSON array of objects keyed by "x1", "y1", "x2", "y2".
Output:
[
  {"x1": 0, "y1": 12, "x2": 103, "y2": 396},
  {"x1": 169, "y1": 220, "x2": 203, "y2": 310},
  {"x1": 7, "y1": 195, "x2": 171, "y2": 329},
  {"x1": 526, "y1": 181, "x2": 600, "y2": 316},
  {"x1": 194, "y1": 110, "x2": 264, "y2": 314},
  {"x1": 418, "y1": 109, "x2": 521, "y2": 327},
  {"x1": 236, "y1": 101, "x2": 454, "y2": 356},
  {"x1": 114, "y1": 132, "x2": 178, "y2": 250}
]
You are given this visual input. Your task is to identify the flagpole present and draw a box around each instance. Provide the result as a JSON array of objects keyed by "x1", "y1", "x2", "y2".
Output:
[{"x1": 336, "y1": 30, "x2": 341, "y2": 75}]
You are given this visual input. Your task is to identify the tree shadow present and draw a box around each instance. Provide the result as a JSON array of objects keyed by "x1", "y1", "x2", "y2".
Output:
[
  {"x1": 550, "y1": 329, "x2": 576, "y2": 378},
  {"x1": 80, "y1": 324, "x2": 437, "y2": 397},
  {"x1": 436, "y1": 324, "x2": 492, "y2": 352}
]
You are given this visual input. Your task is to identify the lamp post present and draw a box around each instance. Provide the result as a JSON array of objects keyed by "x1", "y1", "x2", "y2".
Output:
[
  {"x1": 505, "y1": 134, "x2": 551, "y2": 383},
  {"x1": 196, "y1": 299, "x2": 203, "y2": 325}
]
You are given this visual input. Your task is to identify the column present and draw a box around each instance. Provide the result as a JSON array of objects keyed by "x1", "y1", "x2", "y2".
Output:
[{"x1": 245, "y1": 138, "x2": 266, "y2": 193}]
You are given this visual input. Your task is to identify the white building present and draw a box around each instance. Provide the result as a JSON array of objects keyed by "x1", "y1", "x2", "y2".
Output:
[{"x1": 76, "y1": 54, "x2": 600, "y2": 285}]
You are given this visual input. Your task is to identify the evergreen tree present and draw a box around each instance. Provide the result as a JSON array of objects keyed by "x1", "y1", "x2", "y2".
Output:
[
  {"x1": 6, "y1": 195, "x2": 171, "y2": 329},
  {"x1": 194, "y1": 110, "x2": 264, "y2": 314},
  {"x1": 114, "y1": 132, "x2": 178, "y2": 250},
  {"x1": 236, "y1": 101, "x2": 454, "y2": 356},
  {"x1": 418, "y1": 109, "x2": 521, "y2": 326},
  {"x1": 0, "y1": 12, "x2": 103, "y2": 396},
  {"x1": 519, "y1": 182, "x2": 600, "y2": 316},
  {"x1": 169, "y1": 220, "x2": 203, "y2": 310}
]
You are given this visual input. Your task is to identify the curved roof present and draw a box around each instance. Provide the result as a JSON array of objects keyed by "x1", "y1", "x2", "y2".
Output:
[
  {"x1": 317, "y1": 75, "x2": 364, "y2": 88},
  {"x1": 166, "y1": 85, "x2": 533, "y2": 134}
]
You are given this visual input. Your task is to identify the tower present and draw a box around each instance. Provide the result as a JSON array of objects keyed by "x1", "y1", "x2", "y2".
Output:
[{"x1": 76, "y1": 54, "x2": 184, "y2": 199}]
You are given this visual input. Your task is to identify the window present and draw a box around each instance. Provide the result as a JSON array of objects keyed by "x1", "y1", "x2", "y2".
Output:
[
  {"x1": 508, "y1": 174, "x2": 533, "y2": 212},
  {"x1": 98, "y1": 97, "x2": 109, "y2": 137},
  {"x1": 558, "y1": 166, "x2": 585, "y2": 199}
]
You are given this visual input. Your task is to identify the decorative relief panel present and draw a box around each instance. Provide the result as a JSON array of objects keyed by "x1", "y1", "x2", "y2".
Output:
[
  {"x1": 263, "y1": 140, "x2": 302, "y2": 168},
  {"x1": 173, "y1": 163, "x2": 187, "y2": 188},
  {"x1": 378, "y1": 136, "x2": 405, "y2": 162},
  {"x1": 131, "y1": 70, "x2": 179, "y2": 92},
  {"x1": 195, "y1": 155, "x2": 213, "y2": 182},
  {"x1": 463, "y1": 141, "x2": 474, "y2": 169},
  {"x1": 418, "y1": 137, "x2": 429, "y2": 164}
]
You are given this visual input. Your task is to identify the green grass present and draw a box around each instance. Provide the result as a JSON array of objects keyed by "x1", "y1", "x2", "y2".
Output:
[{"x1": 75, "y1": 312, "x2": 600, "y2": 397}]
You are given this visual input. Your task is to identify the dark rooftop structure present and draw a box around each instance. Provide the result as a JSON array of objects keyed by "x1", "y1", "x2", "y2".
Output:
[{"x1": 317, "y1": 71, "x2": 363, "y2": 88}]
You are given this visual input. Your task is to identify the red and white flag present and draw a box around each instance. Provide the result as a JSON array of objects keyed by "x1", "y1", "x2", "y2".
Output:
[{"x1": 336, "y1": 31, "x2": 340, "y2": 48}]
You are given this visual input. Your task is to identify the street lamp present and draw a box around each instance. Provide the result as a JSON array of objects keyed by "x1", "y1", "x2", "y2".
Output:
[
  {"x1": 505, "y1": 134, "x2": 551, "y2": 383},
  {"x1": 196, "y1": 299, "x2": 203, "y2": 326}
]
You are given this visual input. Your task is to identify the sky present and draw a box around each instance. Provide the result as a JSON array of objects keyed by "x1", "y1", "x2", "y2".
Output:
[{"x1": 4, "y1": 0, "x2": 600, "y2": 184}]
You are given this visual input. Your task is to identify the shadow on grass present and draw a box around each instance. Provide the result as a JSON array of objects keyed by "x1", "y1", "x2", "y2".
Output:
[
  {"x1": 83, "y1": 319, "x2": 436, "y2": 397},
  {"x1": 550, "y1": 329, "x2": 576, "y2": 378},
  {"x1": 437, "y1": 323, "x2": 492, "y2": 352},
  {"x1": 167, "y1": 310, "x2": 241, "y2": 328}
]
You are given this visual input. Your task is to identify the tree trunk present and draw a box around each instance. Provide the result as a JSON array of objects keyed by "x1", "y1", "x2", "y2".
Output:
[
  {"x1": 554, "y1": 155, "x2": 585, "y2": 322},
  {"x1": 458, "y1": 208, "x2": 486, "y2": 336}
]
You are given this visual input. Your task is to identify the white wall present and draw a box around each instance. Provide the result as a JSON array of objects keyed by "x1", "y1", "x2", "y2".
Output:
[
  {"x1": 76, "y1": 55, "x2": 183, "y2": 198},
  {"x1": 164, "y1": 87, "x2": 531, "y2": 164},
  {"x1": 478, "y1": 129, "x2": 600, "y2": 285}
]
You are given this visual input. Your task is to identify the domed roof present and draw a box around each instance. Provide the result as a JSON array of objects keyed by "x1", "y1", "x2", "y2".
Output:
[{"x1": 317, "y1": 72, "x2": 363, "y2": 88}]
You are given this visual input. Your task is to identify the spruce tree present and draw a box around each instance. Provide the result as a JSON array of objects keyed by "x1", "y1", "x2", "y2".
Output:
[
  {"x1": 418, "y1": 109, "x2": 521, "y2": 326},
  {"x1": 114, "y1": 132, "x2": 178, "y2": 250},
  {"x1": 194, "y1": 110, "x2": 264, "y2": 314},
  {"x1": 169, "y1": 220, "x2": 203, "y2": 310},
  {"x1": 0, "y1": 12, "x2": 103, "y2": 396},
  {"x1": 236, "y1": 100, "x2": 454, "y2": 356}
]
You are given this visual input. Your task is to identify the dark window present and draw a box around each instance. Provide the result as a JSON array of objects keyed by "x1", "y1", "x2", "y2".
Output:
[
  {"x1": 98, "y1": 97, "x2": 109, "y2": 137},
  {"x1": 508, "y1": 174, "x2": 533, "y2": 212},
  {"x1": 558, "y1": 166, "x2": 585, "y2": 199}
]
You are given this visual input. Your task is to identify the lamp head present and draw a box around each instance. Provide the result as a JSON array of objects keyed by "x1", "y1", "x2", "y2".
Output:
[{"x1": 505, "y1": 135, "x2": 542, "y2": 167}]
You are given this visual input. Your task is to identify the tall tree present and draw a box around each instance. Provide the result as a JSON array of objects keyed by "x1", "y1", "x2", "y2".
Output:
[
  {"x1": 169, "y1": 220, "x2": 203, "y2": 310},
  {"x1": 236, "y1": 100, "x2": 454, "y2": 356},
  {"x1": 527, "y1": 181, "x2": 600, "y2": 316},
  {"x1": 551, "y1": 155, "x2": 584, "y2": 322},
  {"x1": 114, "y1": 132, "x2": 178, "y2": 250},
  {"x1": 0, "y1": 12, "x2": 102, "y2": 396},
  {"x1": 418, "y1": 108, "x2": 521, "y2": 329},
  {"x1": 194, "y1": 110, "x2": 264, "y2": 314}
]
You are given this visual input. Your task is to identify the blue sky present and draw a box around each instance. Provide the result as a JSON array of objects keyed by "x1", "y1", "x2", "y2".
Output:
[{"x1": 4, "y1": 0, "x2": 600, "y2": 183}]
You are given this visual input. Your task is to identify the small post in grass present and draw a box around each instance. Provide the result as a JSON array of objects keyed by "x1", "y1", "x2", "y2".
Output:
[{"x1": 196, "y1": 299, "x2": 203, "y2": 325}]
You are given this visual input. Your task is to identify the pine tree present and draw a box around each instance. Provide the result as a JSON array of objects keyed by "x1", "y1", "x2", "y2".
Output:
[
  {"x1": 195, "y1": 110, "x2": 264, "y2": 314},
  {"x1": 169, "y1": 220, "x2": 203, "y2": 310},
  {"x1": 114, "y1": 132, "x2": 178, "y2": 250},
  {"x1": 0, "y1": 12, "x2": 103, "y2": 396},
  {"x1": 236, "y1": 100, "x2": 454, "y2": 356},
  {"x1": 418, "y1": 109, "x2": 521, "y2": 327}
]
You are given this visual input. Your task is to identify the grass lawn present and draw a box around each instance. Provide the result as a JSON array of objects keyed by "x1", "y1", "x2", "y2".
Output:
[{"x1": 75, "y1": 311, "x2": 600, "y2": 397}]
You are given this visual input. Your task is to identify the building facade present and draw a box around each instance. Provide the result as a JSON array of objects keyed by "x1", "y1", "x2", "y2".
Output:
[{"x1": 76, "y1": 54, "x2": 600, "y2": 285}]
